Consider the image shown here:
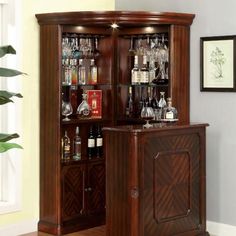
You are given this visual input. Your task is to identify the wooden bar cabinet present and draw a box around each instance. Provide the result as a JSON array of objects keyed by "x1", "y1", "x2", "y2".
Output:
[
  {"x1": 103, "y1": 123, "x2": 209, "y2": 236},
  {"x1": 35, "y1": 11, "x2": 198, "y2": 235}
]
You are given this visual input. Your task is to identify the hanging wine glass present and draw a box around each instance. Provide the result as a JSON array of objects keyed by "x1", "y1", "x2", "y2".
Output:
[
  {"x1": 93, "y1": 37, "x2": 100, "y2": 58},
  {"x1": 141, "y1": 102, "x2": 155, "y2": 128},
  {"x1": 62, "y1": 100, "x2": 73, "y2": 121}
]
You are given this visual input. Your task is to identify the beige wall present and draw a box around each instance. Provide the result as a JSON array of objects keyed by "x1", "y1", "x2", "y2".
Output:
[{"x1": 0, "y1": 0, "x2": 114, "y2": 228}]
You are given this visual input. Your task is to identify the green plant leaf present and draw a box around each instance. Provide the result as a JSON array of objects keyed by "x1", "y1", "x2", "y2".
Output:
[
  {"x1": 0, "y1": 45, "x2": 16, "y2": 58},
  {"x1": 0, "y1": 90, "x2": 23, "y2": 105},
  {"x1": 0, "y1": 142, "x2": 23, "y2": 153},
  {"x1": 0, "y1": 133, "x2": 20, "y2": 142},
  {"x1": 0, "y1": 67, "x2": 25, "y2": 77}
]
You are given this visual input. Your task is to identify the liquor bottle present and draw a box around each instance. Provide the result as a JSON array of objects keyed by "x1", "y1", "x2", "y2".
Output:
[
  {"x1": 158, "y1": 91, "x2": 167, "y2": 120},
  {"x1": 88, "y1": 59, "x2": 97, "y2": 84},
  {"x1": 140, "y1": 55, "x2": 149, "y2": 84},
  {"x1": 137, "y1": 87, "x2": 145, "y2": 117},
  {"x1": 125, "y1": 86, "x2": 134, "y2": 118},
  {"x1": 163, "y1": 97, "x2": 178, "y2": 121},
  {"x1": 87, "y1": 126, "x2": 95, "y2": 159},
  {"x1": 146, "y1": 87, "x2": 152, "y2": 107},
  {"x1": 131, "y1": 55, "x2": 140, "y2": 85},
  {"x1": 62, "y1": 130, "x2": 71, "y2": 161},
  {"x1": 73, "y1": 126, "x2": 81, "y2": 161},
  {"x1": 150, "y1": 87, "x2": 158, "y2": 110},
  {"x1": 63, "y1": 58, "x2": 72, "y2": 85},
  {"x1": 71, "y1": 58, "x2": 78, "y2": 88},
  {"x1": 78, "y1": 59, "x2": 86, "y2": 85},
  {"x1": 96, "y1": 125, "x2": 103, "y2": 158},
  {"x1": 76, "y1": 93, "x2": 92, "y2": 119}
]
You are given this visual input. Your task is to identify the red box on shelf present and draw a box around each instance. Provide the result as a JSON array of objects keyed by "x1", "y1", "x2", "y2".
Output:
[{"x1": 86, "y1": 90, "x2": 102, "y2": 118}]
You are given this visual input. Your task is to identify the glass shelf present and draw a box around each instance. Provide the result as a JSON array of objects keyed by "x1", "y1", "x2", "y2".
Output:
[
  {"x1": 61, "y1": 117, "x2": 110, "y2": 125},
  {"x1": 117, "y1": 83, "x2": 169, "y2": 87}
]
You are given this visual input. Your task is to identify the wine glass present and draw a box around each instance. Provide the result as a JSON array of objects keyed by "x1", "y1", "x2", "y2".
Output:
[
  {"x1": 62, "y1": 100, "x2": 73, "y2": 121},
  {"x1": 140, "y1": 102, "x2": 155, "y2": 128}
]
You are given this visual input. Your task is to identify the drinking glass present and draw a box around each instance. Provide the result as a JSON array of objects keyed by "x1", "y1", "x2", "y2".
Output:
[
  {"x1": 141, "y1": 103, "x2": 155, "y2": 128},
  {"x1": 62, "y1": 100, "x2": 73, "y2": 121}
]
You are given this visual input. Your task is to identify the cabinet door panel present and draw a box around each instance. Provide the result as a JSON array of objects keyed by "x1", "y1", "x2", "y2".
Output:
[
  {"x1": 87, "y1": 161, "x2": 106, "y2": 215},
  {"x1": 61, "y1": 164, "x2": 86, "y2": 221},
  {"x1": 141, "y1": 133, "x2": 201, "y2": 236}
]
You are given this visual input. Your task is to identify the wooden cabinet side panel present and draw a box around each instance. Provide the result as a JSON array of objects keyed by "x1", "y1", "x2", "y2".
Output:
[
  {"x1": 105, "y1": 131, "x2": 131, "y2": 236},
  {"x1": 140, "y1": 128, "x2": 207, "y2": 236},
  {"x1": 39, "y1": 25, "x2": 62, "y2": 232},
  {"x1": 170, "y1": 25, "x2": 190, "y2": 124}
]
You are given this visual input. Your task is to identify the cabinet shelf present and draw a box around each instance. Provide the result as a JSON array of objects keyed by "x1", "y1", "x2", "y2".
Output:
[
  {"x1": 61, "y1": 117, "x2": 110, "y2": 125},
  {"x1": 61, "y1": 157, "x2": 104, "y2": 166},
  {"x1": 117, "y1": 83, "x2": 169, "y2": 87}
]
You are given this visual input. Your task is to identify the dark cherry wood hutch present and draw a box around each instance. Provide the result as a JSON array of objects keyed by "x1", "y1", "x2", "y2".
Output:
[{"x1": 36, "y1": 11, "x2": 209, "y2": 236}]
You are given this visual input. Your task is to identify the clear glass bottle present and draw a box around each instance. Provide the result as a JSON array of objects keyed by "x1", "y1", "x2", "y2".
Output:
[
  {"x1": 76, "y1": 93, "x2": 92, "y2": 119},
  {"x1": 163, "y1": 97, "x2": 178, "y2": 121},
  {"x1": 96, "y1": 125, "x2": 103, "y2": 158},
  {"x1": 78, "y1": 59, "x2": 86, "y2": 85},
  {"x1": 88, "y1": 59, "x2": 97, "y2": 84},
  {"x1": 73, "y1": 126, "x2": 81, "y2": 161},
  {"x1": 131, "y1": 55, "x2": 140, "y2": 85},
  {"x1": 125, "y1": 86, "x2": 134, "y2": 118},
  {"x1": 158, "y1": 91, "x2": 167, "y2": 120},
  {"x1": 71, "y1": 58, "x2": 78, "y2": 88},
  {"x1": 62, "y1": 130, "x2": 70, "y2": 161},
  {"x1": 88, "y1": 126, "x2": 95, "y2": 159},
  {"x1": 63, "y1": 58, "x2": 72, "y2": 85},
  {"x1": 140, "y1": 55, "x2": 149, "y2": 84}
]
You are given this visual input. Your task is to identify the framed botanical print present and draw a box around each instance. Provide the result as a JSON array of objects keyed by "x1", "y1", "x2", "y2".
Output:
[{"x1": 200, "y1": 35, "x2": 236, "y2": 91}]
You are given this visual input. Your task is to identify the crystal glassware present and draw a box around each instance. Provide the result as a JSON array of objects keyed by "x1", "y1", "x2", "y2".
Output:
[
  {"x1": 62, "y1": 100, "x2": 73, "y2": 121},
  {"x1": 140, "y1": 102, "x2": 155, "y2": 128},
  {"x1": 76, "y1": 93, "x2": 92, "y2": 119}
]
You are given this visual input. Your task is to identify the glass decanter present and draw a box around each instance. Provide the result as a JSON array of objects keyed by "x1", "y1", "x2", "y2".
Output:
[
  {"x1": 163, "y1": 97, "x2": 178, "y2": 121},
  {"x1": 76, "y1": 93, "x2": 92, "y2": 119}
]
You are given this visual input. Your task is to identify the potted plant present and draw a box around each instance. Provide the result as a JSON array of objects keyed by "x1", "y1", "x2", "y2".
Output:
[{"x1": 0, "y1": 45, "x2": 25, "y2": 153}]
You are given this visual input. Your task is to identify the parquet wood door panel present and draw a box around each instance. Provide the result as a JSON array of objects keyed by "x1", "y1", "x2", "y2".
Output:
[{"x1": 61, "y1": 164, "x2": 86, "y2": 221}]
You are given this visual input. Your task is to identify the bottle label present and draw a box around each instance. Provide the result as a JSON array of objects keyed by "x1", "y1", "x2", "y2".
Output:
[
  {"x1": 96, "y1": 138, "x2": 103, "y2": 147},
  {"x1": 88, "y1": 138, "x2": 95, "y2": 147},
  {"x1": 166, "y1": 111, "x2": 174, "y2": 119},
  {"x1": 132, "y1": 71, "x2": 140, "y2": 84},
  {"x1": 140, "y1": 71, "x2": 149, "y2": 83}
]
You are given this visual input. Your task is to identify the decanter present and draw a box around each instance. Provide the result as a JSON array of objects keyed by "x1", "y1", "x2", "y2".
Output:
[
  {"x1": 163, "y1": 97, "x2": 178, "y2": 121},
  {"x1": 76, "y1": 93, "x2": 92, "y2": 119}
]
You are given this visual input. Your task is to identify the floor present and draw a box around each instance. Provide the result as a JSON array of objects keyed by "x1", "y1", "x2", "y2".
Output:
[{"x1": 20, "y1": 226, "x2": 105, "y2": 236}]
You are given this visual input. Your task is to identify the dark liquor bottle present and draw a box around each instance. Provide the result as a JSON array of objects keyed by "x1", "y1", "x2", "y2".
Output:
[
  {"x1": 73, "y1": 126, "x2": 81, "y2": 161},
  {"x1": 137, "y1": 87, "x2": 145, "y2": 118},
  {"x1": 125, "y1": 86, "x2": 134, "y2": 118},
  {"x1": 96, "y1": 125, "x2": 103, "y2": 158},
  {"x1": 87, "y1": 126, "x2": 95, "y2": 159},
  {"x1": 150, "y1": 87, "x2": 158, "y2": 109},
  {"x1": 62, "y1": 130, "x2": 70, "y2": 161}
]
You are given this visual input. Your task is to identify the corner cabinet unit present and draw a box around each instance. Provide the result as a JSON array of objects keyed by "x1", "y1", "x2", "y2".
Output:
[
  {"x1": 36, "y1": 11, "x2": 195, "y2": 235},
  {"x1": 103, "y1": 123, "x2": 209, "y2": 236}
]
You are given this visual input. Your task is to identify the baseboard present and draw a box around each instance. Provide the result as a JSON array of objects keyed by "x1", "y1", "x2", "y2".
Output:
[
  {"x1": 207, "y1": 221, "x2": 236, "y2": 236},
  {"x1": 0, "y1": 219, "x2": 38, "y2": 236}
]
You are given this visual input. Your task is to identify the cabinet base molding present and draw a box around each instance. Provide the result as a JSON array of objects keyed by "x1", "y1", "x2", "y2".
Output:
[{"x1": 38, "y1": 215, "x2": 105, "y2": 235}]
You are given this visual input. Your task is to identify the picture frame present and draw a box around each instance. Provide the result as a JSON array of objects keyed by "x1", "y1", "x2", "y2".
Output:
[{"x1": 200, "y1": 35, "x2": 236, "y2": 92}]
